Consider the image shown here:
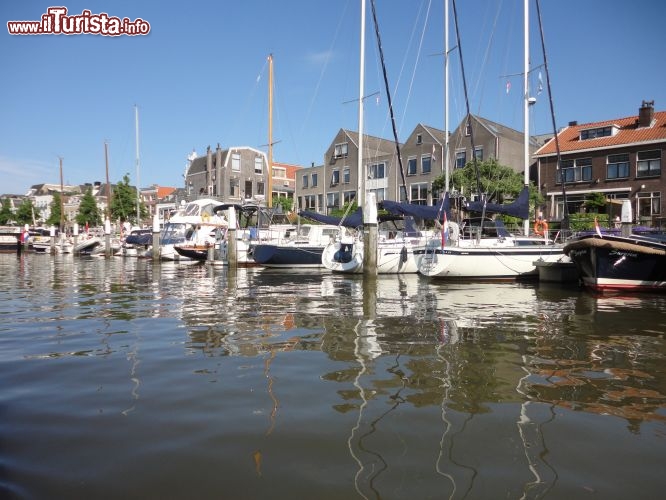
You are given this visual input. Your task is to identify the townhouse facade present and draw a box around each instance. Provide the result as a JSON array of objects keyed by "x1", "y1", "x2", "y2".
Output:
[
  {"x1": 296, "y1": 116, "x2": 536, "y2": 214},
  {"x1": 183, "y1": 144, "x2": 300, "y2": 208},
  {"x1": 535, "y1": 100, "x2": 664, "y2": 227}
]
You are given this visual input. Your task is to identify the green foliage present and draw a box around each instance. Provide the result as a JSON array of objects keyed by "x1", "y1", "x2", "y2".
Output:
[
  {"x1": 583, "y1": 192, "x2": 607, "y2": 213},
  {"x1": 271, "y1": 196, "x2": 293, "y2": 214},
  {"x1": 432, "y1": 158, "x2": 543, "y2": 218},
  {"x1": 329, "y1": 201, "x2": 358, "y2": 219},
  {"x1": 15, "y1": 199, "x2": 39, "y2": 225},
  {"x1": 569, "y1": 213, "x2": 609, "y2": 231},
  {"x1": 0, "y1": 198, "x2": 13, "y2": 225},
  {"x1": 110, "y1": 173, "x2": 146, "y2": 223},
  {"x1": 46, "y1": 192, "x2": 62, "y2": 226},
  {"x1": 76, "y1": 188, "x2": 102, "y2": 227}
]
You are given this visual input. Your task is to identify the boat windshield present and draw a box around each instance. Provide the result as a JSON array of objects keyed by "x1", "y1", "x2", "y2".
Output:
[{"x1": 161, "y1": 222, "x2": 188, "y2": 245}]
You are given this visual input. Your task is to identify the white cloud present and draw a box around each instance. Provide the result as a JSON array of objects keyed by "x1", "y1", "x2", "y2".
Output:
[{"x1": 0, "y1": 156, "x2": 54, "y2": 195}]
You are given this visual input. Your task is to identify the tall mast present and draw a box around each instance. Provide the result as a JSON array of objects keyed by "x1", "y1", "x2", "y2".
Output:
[
  {"x1": 135, "y1": 104, "x2": 141, "y2": 224},
  {"x1": 59, "y1": 156, "x2": 64, "y2": 232},
  {"x1": 444, "y1": 0, "x2": 450, "y2": 191},
  {"x1": 357, "y1": 0, "x2": 366, "y2": 208},
  {"x1": 267, "y1": 54, "x2": 273, "y2": 208},
  {"x1": 104, "y1": 141, "x2": 111, "y2": 219},
  {"x1": 523, "y1": 0, "x2": 530, "y2": 235}
]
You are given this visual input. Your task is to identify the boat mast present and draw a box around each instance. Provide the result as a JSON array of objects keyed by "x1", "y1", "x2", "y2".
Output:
[
  {"x1": 104, "y1": 141, "x2": 111, "y2": 220},
  {"x1": 357, "y1": 0, "x2": 366, "y2": 209},
  {"x1": 268, "y1": 54, "x2": 273, "y2": 208},
  {"x1": 444, "y1": 0, "x2": 450, "y2": 192},
  {"x1": 59, "y1": 156, "x2": 64, "y2": 232},
  {"x1": 135, "y1": 104, "x2": 141, "y2": 225},
  {"x1": 523, "y1": 0, "x2": 530, "y2": 236}
]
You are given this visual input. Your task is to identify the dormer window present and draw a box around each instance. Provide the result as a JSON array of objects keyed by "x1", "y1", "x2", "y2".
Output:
[
  {"x1": 333, "y1": 142, "x2": 348, "y2": 159},
  {"x1": 580, "y1": 125, "x2": 617, "y2": 140}
]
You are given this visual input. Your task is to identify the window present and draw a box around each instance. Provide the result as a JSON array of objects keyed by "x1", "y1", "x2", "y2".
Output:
[
  {"x1": 465, "y1": 121, "x2": 472, "y2": 136},
  {"x1": 334, "y1": 142, "x2": 348, "y2": 159},
  {"x1": 254, "y1": 157, "x2": 263, "y2": 175},
  {"x1": 606, "y1": 153, "x2": 629, "y2": 180},
  {"x1": 257, "y1": 182, "x2": 265, "y2": 196},
  {"x1": 273, "y1": 166, "x2": 286, "y2": 178},
  {"x1": 343, "y1": 167, "x2": 351, "y2": 184},
  {"x1": 407, "y1": 157, "x2": 417, "y2": 176},
  {"x1": 421, "y1": 155, "x2": 432, "y2": 174},
  {"x1": 416, "y1": 134, "x2": 422, "y2": 145},
  {"x1": 244, "y1": 180, "x2": 253, "y2": 198},
  {"x1": 410, "y1": 183, "x2": 428, "y2": 205},
  {"x1": 367, "y1": 162, "x2": 385, "y2": 179},
  {"x1": 580, "y1": 126, "x2": 615, "y2": 140},
  {"x1": 474, "y1": 147, "x2": 483, "y2": 162},
  {"x1": 302, "y1": 174, "x2": 308, "y2": 189},
  {"x1": 331, "y1": 170, "x2": 340, "y2": 186},
  {"x1": 637, "y1": 150, "x2": 661, "y2": 177},
  {"x1": 232, "y1": 153, "x2": 241, "y2": 171},
  {"x1": 305, "y1": 195, "x2": 316, "y2": 210},
  {"x1": 327, "y1": 191, "x2": 339, "y2": 209},
  {"x1": 343, "y1": 191, "x2": 356, "y2": 204},
  {"x1": 637, "y1": 191, "x2": 661, "y2": 218},
  {"x1": 230, "y1": 178, "x2": 239, "y2": 197},
  {"x1": 311, "y1": 173, "x2": 318, "y2": 187},
  {"x1": 559, "y1": 158, "x2": 592, "y2": 183},
  {"x1": 455, "y1": 151, "x2": 466, "y2": 169}
]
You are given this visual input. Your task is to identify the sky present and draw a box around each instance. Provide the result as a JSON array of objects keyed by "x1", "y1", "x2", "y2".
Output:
[{"x1": 2, "y1": 0, "x2": 665, "y2": 196}]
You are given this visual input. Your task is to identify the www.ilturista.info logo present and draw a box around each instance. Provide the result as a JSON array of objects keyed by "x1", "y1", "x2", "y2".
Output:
[{"x1": 7, "y1": 7, "x2": 151, "y2": 36}]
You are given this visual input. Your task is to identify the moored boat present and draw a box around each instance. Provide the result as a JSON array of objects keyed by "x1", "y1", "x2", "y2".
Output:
[
  {"x1": 564, "y1": 233, "x2": 666, "y2": 292},
  {"x1": 252, "y1": 224, "x2": 341, "y2": 268}
]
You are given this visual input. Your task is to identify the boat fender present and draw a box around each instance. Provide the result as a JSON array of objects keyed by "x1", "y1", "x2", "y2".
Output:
[
  {"x1": 400, "y1": 246, "x2": 407, "y2": 263},
  {"x1": 534, "y1": 219, "x2": 548, "y2": 236}
]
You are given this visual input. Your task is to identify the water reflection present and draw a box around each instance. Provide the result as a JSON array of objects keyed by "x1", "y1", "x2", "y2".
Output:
[{"x1": 1, "y1": 254, "x2": 666, "y2": 499}]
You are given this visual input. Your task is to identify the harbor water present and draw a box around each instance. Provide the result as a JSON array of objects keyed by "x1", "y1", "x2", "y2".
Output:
[{"x1": 1, "y1": 253, "x2": 665, "y2": 499}]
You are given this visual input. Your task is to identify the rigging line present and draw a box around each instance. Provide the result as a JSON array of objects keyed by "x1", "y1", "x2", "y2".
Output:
[
  {"x1": 369, "y1": 0, "x2": 408, "y2": 201},
  {"x1": 299, "y1": 0, "x2": 351, "y2": 140},
  {"x1": 472, "y1": 0, "x2": 504, "y2": 117},
  {"x1": 451, "y1": 0, "x2": 481, "y2": 200},
  {"x1": 535, "y1": 0, "x2": 569, "y2": 226},
  {"x1": 397, "y1": 0, "x2": 432, "y2": 136}
]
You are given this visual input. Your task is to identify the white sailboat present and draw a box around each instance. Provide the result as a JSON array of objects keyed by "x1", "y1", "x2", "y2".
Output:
[
  {"x1": 320, "y1": 0, "x2": 433, "y2": 275},
  {"x1": 417, "y1": 0, "x2": 564, "y2": 280}
]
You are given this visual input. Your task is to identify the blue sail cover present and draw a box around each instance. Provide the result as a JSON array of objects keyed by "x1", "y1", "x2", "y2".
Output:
[
  {"x1": 299, "y1": 208, "x2": 364, "y2": 228},
  {"x1": 380, "y1": 194, "x2": 450, "y2": 221},
  {"x1": 465, "y1": 186, "x2": 530, "y2": 219}
]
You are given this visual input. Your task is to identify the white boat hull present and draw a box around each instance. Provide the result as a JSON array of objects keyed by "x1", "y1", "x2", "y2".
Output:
[{"x1": 418, "y1": 244, "x2": 565, "y2": 279}]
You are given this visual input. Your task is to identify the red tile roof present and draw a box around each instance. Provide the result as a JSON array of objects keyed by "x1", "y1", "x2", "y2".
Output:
[
  {"x1": 535, "y1": 110, "x2": 666, "y2": 157},
  {"x1": 157, "y1": 186, "x2": 176, "y2": 198}
]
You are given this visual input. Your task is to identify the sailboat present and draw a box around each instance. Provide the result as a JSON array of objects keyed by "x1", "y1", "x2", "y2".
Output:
[
  {"x1": 319, "y1": 0, "x2": 435, "y2": 275},
  {"x1": 415, "y1": 0, "x2": 565, "y2": 280}
]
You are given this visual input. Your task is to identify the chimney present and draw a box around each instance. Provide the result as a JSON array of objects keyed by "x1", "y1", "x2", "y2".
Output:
[
  {"x1": 568, "y1": 121, "x2": 578, "y2": 127},
  {"x1": 638, "y1": 100, "x2": 654, "y2": 127}
]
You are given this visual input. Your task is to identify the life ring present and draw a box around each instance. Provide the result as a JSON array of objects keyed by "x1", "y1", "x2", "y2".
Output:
[{"x1": 533, "y1": 219, "x2": 548, "y2": 236}]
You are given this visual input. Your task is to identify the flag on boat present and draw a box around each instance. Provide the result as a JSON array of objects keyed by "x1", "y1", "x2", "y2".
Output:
[
  {"x1": 432, "y1": 143, "x2": 436, "y2": 161},
  {"x1": 506, "y1": 81, "x2": 511, "y2": 94},
  {"x1": 594, "y1": 217, "x2": 603, "y2": 238},
  {"x1": 441, "y1": 211, "x2": 448, "y2": 247},
  {"x1": 85, "y1": 221, "x2": 89, "y2": 234},
  {"x1": 537, "y1": 71, "x2": 543, "y2": 95}
]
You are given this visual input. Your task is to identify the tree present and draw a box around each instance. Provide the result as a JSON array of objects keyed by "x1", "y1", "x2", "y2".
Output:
[
  {"x1": 432, "y1": 158, "x2": 543, "y2": 215},
  {"x1": 0, "y1": 198, "x2": 13, "y2": 225},
  {"x1": 583, "y1": 192, "x2": 607, "y2": 213},
  {"x1": 110, "y1": 173, "x2": 146, "y2": 224},
  {"x1": 46, "y1": 192, "x2": 62, "y2": 227},
  {"x1": 15, "y1": 199, "x2": 39, "y2": 226},
  {"x1": 76, "y1": 188, "x2": 102, "y2": 227}
]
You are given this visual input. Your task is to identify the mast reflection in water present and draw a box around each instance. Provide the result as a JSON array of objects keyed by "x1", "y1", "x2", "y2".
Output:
[{"x1": 1, "y1": 254, "x2": 665, "y2": 499}]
